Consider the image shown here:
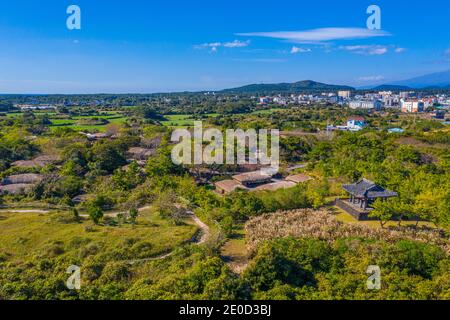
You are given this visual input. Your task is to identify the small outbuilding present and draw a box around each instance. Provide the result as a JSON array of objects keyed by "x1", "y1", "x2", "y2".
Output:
[
  {"x1": 232, "y1": 171, "x2": 272, "y2": 188},
  {"x1": 215, "y1": 180, "x2": 247, "y2": 195}
]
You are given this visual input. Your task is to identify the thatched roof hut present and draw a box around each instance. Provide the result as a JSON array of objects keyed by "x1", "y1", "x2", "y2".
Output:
[
  {"x1": 127, "y1": 147, "x2": 156, "y2": 160},
  {"x1": 11, "y1": 154, "x2": 61, "y2": 168},
  {"x1": 285, "y1": 174, "x2": 312, "y2": 184},
  {"x1": 252, "y1": 181, "x2": 297, "y2": 192},
  {"x1": 0, "y1": 184, "x2": 35, "y2": 195},
  {"x1": 1, "y1": 174, "x2": 43, "y2": 185},
  {"x1": 72, "y1": 194, "x2": 90, "y2": 204},
  {"x1": 215, "y1": 180, "x2": 247, "y2": 195}
]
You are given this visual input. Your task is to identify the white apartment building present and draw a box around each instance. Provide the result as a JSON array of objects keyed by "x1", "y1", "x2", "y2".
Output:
[
  {"x1": 401, "y1": 99, "x2": 424, "y2": 113},
  {"x1": 338, "y1": 90, "x2": 351, "y2": 99}
]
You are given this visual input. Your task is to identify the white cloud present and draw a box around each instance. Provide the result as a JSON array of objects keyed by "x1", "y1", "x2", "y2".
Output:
[
  {"x1": 290, "y1": 46, "x2": 312, "y2": 54},
  {"x1": 195, "y1": 40, "x2": 250, "y2": 52},
  {"x1": 395, "y1": 47, "x2": 406, "y2": 53},
  {"x1": 223, "y1": 40, "x2": 250, "y2": 48},
  {"x1": 236, "y1": 28, "x2": 391, "y2": 43},
  {"x1": 358, "y1": 75, "x2": 385, "y2": 81},
  {"x1": 340, "y1": 45, "x2": 388, "y2": 55}
]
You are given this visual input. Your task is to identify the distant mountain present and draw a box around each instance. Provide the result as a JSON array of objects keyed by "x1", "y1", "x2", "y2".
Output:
[
  {"x1": 381, "y1": 70, "x2": 450, "y2": 89},
  {"x1": 371, "y1": 84, "x2": 412, "y2": 91},
  {"x1": 222, "y1": 80, "x2": 355, "y2": 93}
]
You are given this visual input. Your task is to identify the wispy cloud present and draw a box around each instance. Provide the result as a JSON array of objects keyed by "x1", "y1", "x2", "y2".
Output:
[
  {"x1": 358, "y1": 75, "x2": 385, "y2": 81},
  {"x1": 340, "y1": 45, "x2": 388, "y2": 55},
  {"x1": 223, "y1": 40, "x2": 250, "y2": 48},
  {"x1": 195, "y1": 40, "x2": 250, "y2": 52},
  {"x1": 236, "y1": 28, "x2": 391, "y2": 43},
  {"x1": 290, "y1": 46, "x2": 312, "y2": 54},
  {"x1": 395, "y1": 47, "x2": 406, "y2": 53}
]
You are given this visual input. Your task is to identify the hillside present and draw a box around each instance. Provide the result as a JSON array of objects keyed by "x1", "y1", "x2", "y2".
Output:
[{"x1": 222, "y1": 80, "x2": 355, "y2": 93}]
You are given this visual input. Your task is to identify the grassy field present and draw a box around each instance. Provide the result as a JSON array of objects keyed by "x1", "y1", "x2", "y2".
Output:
[
  {"x1": 0, "y1": 208, "x2": 198, "y2": 263},
  {"x1": 161, "y1": 114, "x2": 219, "y2": 127},
  {"x1": 331, "y1": 206, "x2": 435, "y2": 229},
  {"x1": 251, "y1": 108, "x2": 284, "y2": 115},
  {"x1": 220, "y1": 224, "x2": 248, "y2": 274},
  {"x1": 4, "y1": 111, "x2": 129, "y2": 132}
]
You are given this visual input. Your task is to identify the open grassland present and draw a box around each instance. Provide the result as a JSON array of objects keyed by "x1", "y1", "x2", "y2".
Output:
[
  {"x1": 160, "y1": 113, "x2": 219, "y2": 127},
  {"x1": 49, "y1": 114, "x2": 128, "y2": 132},
  {"x1": 0, "y1": 209, "x2": 198, "y2": 263},
  {"x1": 220, "y1": 224, "x2": 248, "y2": 273},
  {"x1": 5, "y1": 111, "x2": 128, "y2": 132}
]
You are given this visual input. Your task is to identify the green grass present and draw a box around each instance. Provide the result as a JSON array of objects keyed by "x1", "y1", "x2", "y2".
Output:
[
  {"x1": 251, "y1": 108, "x2": 284, "y2": 115},
  {"x1": 220, "y1": 224, "x2": 248, "y2": 273},
  {"x1": 49, "y1": 115, "x2": 128, "y2": 132},
  {"x1": 4, "y1": 111, "x2": 129, "y2": 132},
  {"x1": 161, "y1": 113, "x2": 219, "y2": 128},
  {"x1": 333, "y1": 208, "x2": 435, "y2": 229},
  {"x1": 0, "y1": 208, "x2": 198, "y2": 263}
]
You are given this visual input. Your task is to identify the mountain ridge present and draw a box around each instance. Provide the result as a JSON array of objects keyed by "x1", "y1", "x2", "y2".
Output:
[
  {"x1": 221, "y1": 80, "x2": 355, "y2": 93},
  {"x1": 378, "y1": 70, "x2": 450, "y2": 89}
]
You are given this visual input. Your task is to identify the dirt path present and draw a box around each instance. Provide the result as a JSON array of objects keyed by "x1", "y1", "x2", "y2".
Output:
[{"x1": 0, "y1": 209, "x2": 50, "y2": 214}]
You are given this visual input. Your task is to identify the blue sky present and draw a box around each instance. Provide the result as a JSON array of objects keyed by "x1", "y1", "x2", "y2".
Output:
[{"x1": 0, "y1": 0, "x2": 449, "y2": 93}]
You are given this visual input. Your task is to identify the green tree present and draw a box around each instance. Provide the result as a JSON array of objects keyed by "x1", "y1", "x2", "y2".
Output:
[
  {"x1": 88, "y1": 205, "x2": 104, "y2": 225},
  {"x1": 129, "y1": 207, "x2": 139, "y2": 225}
]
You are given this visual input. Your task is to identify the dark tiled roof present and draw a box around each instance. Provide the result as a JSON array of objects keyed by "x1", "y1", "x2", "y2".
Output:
[{"x1": 343, "y1": 178, "x2": 397, "y2": 198}]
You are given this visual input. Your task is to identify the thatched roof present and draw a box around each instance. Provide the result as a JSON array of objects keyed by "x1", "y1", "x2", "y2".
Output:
[
  {"x1": 11, "y1": 160, "x2": 47, "y2": 168},
  {"x1": 0, "y1": 184, "x2": 35, "y2": 195},
  {"x1": 72, "y1": 194, "x2": 90, "y2": 204},
  {"x1": 141, "y1": 136, "x2": 162, "y2": 149},
  {"x1": 34, "y1": 155, "x2": 61, "y2": 163},
  {"x1": 1, "y1": 174, "x2": 43, "y2": 185},
  {"x1": 11, "y1": 154, "x2": 60, "y2": 168},
  {"x1": 127, "y1": 147, "x2": 156, "y2": 160},
  {"x1": 252, "y1": 181, "x2": 296, "y2": 192},
  {"x1": 285, "y1": 174, "x2": 312, "y2": 184},
  {"x1": 215, "y1": 180, "x2": 247, "y2": 194},
  {"x1": 232, "y1": 171, "x2": 272, "y2": 184}
]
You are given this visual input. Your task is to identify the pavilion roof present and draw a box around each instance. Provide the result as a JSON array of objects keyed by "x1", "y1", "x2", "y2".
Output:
[{"x1": 343, "y1": 179, "x2": 398, "y2": 199}]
